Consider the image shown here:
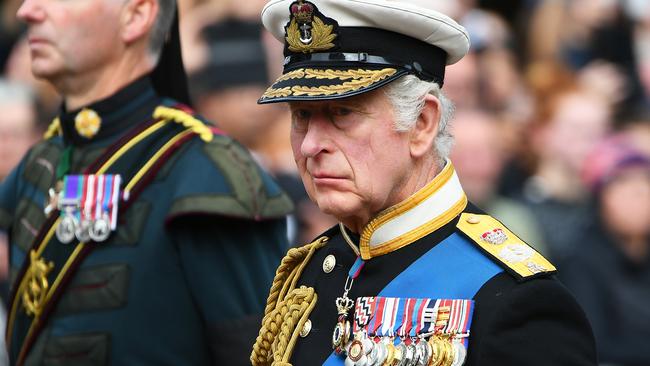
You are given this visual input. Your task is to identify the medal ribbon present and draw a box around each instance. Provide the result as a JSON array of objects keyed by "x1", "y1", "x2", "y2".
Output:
[
  {"x1": 396, "y1": 299, "x2": 407, "y2": 338},
  {"x1": 369, "y1": 297, "x2": 386, "y2": 336},
  {"x1": 443, "y1": 299, "x2": 456, "y2": 334},
  {"x1": 353, "y1": 298, "x2": 362, "y2": 333},
  {"x1": 355, "y1": 297, "x2": 475, "y2": 338},
  {"x1": 379, "y1": 297, "x2": 399, "y2": 337},
  {"x1": 61, "y1": 175, "x2": 80, "y2": 206},
  {"x1": 84, "y1": 175, "x2": 96, "y2": 222},
  {"x1": 78, "y1": 175, "x2": 89, "y2": 223},
  {"x1": 102, "y1": 175, "x2": 113, "y2": 221},
  {"x1": 456, "y1": 300, "x2": 474, "y2": 347},
  {"x1": 109, "y1": 175, "x2": 121, "y2": 230},
  {"x1": 94, "y1": 175, "x2": 105, "y2": 221},
  {"x1": 348, "y1": 257, "x2": 365, "y2": 279},
  {"x1": 436, "y1": 299, "x2": 451, "y2": 333},
  {"x1": 408, "y1": 298, "x2": 423, "y2": 337},
  {"x1": 353, "y1": 297, "x2": 375, "y2": 333},
  {"x1": 425, "y1": 299, "x2": 440, "y2": 333}
]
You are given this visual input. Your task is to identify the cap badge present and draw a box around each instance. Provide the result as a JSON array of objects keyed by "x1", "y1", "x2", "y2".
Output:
[{"x1": 286, "y1": 0, "x2": 337, "y2": 53}]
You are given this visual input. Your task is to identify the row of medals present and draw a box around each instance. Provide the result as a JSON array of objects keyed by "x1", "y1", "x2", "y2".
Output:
[
  {"x1": 56, "y1": 212, "x2": 111, "y2": 244},
  {"x1": 333, "y1": 314, "x2": 465, "y2": 366},
  {"x1": 337, "y1": 332, "x2": 465, "y2": 366},
  {"x1": 48, "y1": 178, "x2": 113, "y2": 244}
]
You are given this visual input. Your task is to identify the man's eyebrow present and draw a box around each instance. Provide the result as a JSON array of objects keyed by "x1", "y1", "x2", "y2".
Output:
[{"x1": 333, "y1": 100, "x2": 371, "y2": 114}]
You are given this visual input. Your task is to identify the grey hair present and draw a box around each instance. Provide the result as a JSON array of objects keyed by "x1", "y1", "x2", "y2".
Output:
[
  {"x1": 149, "y1": 0, "x2": 176, "y2": 60},
  {"x1": 383, "y1": 75, "x2": 455, "y2": 166}
]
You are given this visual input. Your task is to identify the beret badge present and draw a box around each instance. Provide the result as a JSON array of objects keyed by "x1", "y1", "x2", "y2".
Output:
[{"x1": 285, "y1": 0, "x2": 338, "y2": 53}]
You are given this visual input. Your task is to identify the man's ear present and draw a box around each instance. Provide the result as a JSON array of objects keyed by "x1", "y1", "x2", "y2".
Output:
[
  {"x1": 409, "y1": 94, "x2": 441, "y2": 158},
  {"x1": 121, "y1": 0, "x2": 158, "y2": 45}
]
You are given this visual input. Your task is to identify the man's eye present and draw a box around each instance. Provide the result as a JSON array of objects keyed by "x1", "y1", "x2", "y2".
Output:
[
  {"x1": 331, "y1": 107, "x2": 352, "y2": 116},
  {"x1": 291, "y1": 110, "x2": 310, "y2": 131},
  {"x1": 293, "y1": 109, "x2": 311, "y2": 120}
]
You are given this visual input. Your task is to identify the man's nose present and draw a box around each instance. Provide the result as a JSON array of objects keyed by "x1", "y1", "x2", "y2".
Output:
[
  {"x1": 300, "y1": 117, "x2": 330, "y2": 158},
  {"x1": 17, "y1": 0, "x2": 46, "y2": 24}
]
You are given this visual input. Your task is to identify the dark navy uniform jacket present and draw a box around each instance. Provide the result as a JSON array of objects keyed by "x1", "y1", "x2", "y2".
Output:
[
  {"x1": 252, "y1": 162, "x2": 597, "y2": 366},
  {"x1": 0, "y1": 76, "x2": 293, "y2": 365}
]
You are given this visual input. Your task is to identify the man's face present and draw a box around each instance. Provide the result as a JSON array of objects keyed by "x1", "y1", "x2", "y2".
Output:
[
  {"x1": 289, "y1": 90, "x2": 414, "y2": 229},
  {"x1": 17, "y1": 0, "x2": 124, "y2": 83}
]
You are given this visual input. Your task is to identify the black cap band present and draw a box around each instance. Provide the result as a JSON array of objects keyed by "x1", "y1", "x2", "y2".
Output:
[
  {"x1": 284, "y1": 52, "x2": 443, "y2": 85},
  {"x1": 283, "y1": 26, "x2": 447, "y2": 85}
]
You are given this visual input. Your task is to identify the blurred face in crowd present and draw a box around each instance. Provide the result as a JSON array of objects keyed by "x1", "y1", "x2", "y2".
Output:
[
  {"x1": 17, "y1": 0, "x2": 124, "y2": 85},
  {"x1": 601, "y1": 166, "x2": 650, "y2": 240},
  {"x1": 450, "y1": 109, "x2": 505, "y2": 204},
  {"x1": 538, "y1": 92, "x2": 611, "y2": 172},
  {"x1": 289, "y1": 90, "x2": 417, "y2": 230},
  {"x1": 196, "y1": 85, "x2": 282, "y2": 148},
  {"x1": 444, "y1": 53, "x2": 479, "y2": 110},
  {"x1": 0, "y1": 101, "x2": 38, "y2": 180}
]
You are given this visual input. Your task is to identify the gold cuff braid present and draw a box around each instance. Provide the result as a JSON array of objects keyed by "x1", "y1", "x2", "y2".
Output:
[{"x1": 251, "y1": 236, "x2": 329, "y2": 366}]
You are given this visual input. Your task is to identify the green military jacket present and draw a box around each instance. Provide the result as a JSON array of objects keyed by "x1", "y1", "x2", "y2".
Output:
[{"x1": 0, "y1": 77, "x2": 293, "y2": 365}]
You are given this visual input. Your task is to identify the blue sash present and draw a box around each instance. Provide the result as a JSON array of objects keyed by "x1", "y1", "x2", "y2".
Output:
[{"x1": 323, "y1": 232, "x2": 503, "y2": 365}]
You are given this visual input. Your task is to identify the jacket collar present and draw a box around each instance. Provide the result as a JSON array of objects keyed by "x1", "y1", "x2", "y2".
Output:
[
  {"x1": 355, "y1": 160, "x2": 467, "y2": 260},
  {"x1": 58, "y1": 75, "x2": 158, "y2": 146}
]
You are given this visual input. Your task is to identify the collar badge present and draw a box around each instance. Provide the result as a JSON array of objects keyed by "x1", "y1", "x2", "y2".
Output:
[{"x1": 74, "y1": 108, "x2": 102, "y2": 139}]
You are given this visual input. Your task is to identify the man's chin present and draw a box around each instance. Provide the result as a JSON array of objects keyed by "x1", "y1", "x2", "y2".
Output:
[
  {"x1": 31, "y1": 63, "x2": 61, "y2": 82},
  {"x1": 314, "y1": 198, "x2": 360, "y2": 223}
]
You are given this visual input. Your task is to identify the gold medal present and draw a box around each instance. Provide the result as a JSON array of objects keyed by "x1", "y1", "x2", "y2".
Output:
[
  {"x1": 384, "y1": 342, "x2": 395, "y2": 366},
  {"x1": 348, "y1": 339, "x2": 364, "y2": 361},
  {"x1": 391, "y1": 342, "x2": 405, "y2": 366}
]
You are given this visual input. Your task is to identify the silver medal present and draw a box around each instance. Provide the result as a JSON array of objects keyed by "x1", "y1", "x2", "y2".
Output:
[
  {"x1": 56, "y1": 214, "x2": 76, "y2": 244},
  {"x1": 451, "y1": 341, "x2": 467, "y2": 366},
  {"x1": 89, "y1": 216, "x2": 111, "y2": 242},
  {"x1": 415, "y1": 340, "x2": 431, "y2": 366},
  {"x1": 411, "y1": 342, "x2": 423, "y2": 366},
  {"x1": 371, "y1": 341, "x2": 387, "y2": 366},
  {"x1": 367, "y1": 340, "x2": 379, "y2": 365},
  {"x1": 75, "y1": 218, "x2": 91, "y2": 242},
  {"x1": 362, "y1": 337, "x2": 374, "y2": 356},
  {"x1": 402, "y1": 343, "x2": 415, "y2": 366}
]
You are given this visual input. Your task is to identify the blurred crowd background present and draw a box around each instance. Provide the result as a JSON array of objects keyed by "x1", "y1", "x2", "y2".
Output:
[{"x1": 1, "y1": 0, "x2": 649, "y2": 365}]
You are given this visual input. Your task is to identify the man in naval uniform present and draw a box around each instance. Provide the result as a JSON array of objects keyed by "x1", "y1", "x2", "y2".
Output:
[
  {"x1": 250, "y1": 1, "x2": 597, "y2": 365},
  {"x1": 0, "y1": 0, "x2": 292, "y2": 365}
]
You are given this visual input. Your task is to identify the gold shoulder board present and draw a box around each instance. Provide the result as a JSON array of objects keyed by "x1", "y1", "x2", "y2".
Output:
[{"x1": 456, "y1": 213, "x2": 556, "y2": 281}]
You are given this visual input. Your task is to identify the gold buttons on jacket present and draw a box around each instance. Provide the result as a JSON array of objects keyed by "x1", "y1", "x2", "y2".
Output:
[
  {"x1": 300, "y1": 319, "x2": 312, "y2": 338},
  {"x1": 323, "y1": 254, "x2": 336, "y2": 273}
]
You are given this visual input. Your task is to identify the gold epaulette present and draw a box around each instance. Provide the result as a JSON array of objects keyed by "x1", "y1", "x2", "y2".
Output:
[
  {"x1": 153, "y1": 106, "x2": 213, "y2": 142},
  {"x1": 251, "y1": 236, "x2": 328, "y2": 366},
  {"x1": 457, "y1": 213, "x2": 556, "y2": 281}
]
